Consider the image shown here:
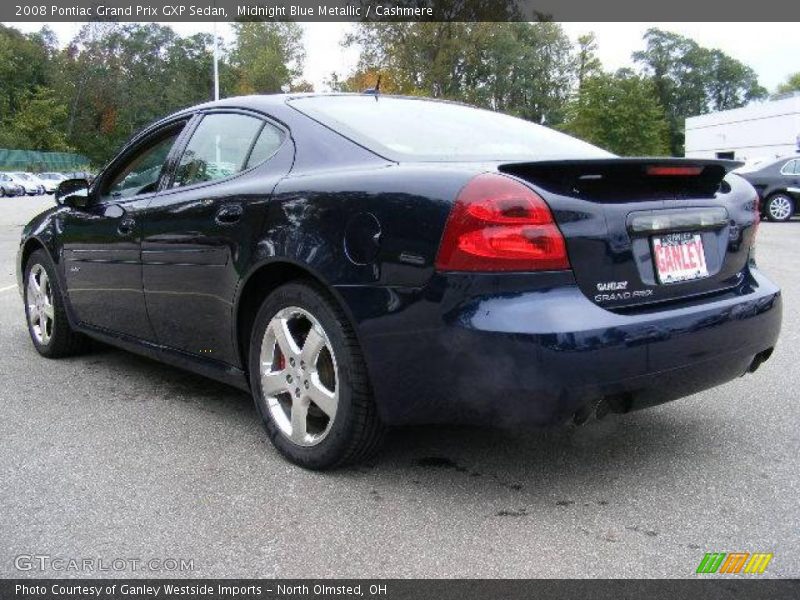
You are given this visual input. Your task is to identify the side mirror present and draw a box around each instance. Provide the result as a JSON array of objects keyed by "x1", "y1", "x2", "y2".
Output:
[{"x1": 55, "y1": 178, "x2": 90, "y2": 208}]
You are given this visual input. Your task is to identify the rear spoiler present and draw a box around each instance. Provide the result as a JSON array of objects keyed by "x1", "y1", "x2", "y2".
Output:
[{"x1": 499, "y1": 158, "x2": 743, "y2": 202}]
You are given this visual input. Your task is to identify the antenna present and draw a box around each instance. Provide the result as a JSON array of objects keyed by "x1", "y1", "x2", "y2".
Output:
[{"x1": 362, "y1": 73, "x2": 382, "y2": 96}]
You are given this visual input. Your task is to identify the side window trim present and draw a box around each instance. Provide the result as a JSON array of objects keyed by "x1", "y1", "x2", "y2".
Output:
[
  {"x1": 155, "y1": 113, "x2": 202, "y2": 193},
  {"x1": 160, "y1": 108, "x2": 288, "y2": 195},
  {"x1": 243, "y1": 121, "x2": 268, "y2": 169}
]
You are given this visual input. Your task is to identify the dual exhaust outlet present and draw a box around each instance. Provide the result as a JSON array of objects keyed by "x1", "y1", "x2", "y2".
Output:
[{"x1": 572, "y1": 347, "x2": 774, "y2": 426}]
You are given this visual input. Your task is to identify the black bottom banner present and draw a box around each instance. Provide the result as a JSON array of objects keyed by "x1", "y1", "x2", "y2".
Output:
[{"x1": 2, "y1": 579, "x2": 799, "y2": 600}]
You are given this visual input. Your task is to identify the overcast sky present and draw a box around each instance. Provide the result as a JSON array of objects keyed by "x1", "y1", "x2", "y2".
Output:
[{"x1": 8, "y1": 21, "x2": 799, "y2": 94}]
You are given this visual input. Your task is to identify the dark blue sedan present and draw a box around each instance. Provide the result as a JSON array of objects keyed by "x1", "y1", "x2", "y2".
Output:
[{"x1": 17, "y1": 94, "x2": 781, "y2": 468}]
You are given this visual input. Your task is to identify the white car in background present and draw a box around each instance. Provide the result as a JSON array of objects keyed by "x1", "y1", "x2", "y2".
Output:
[
  {"x1": 37, "y1": 172, "x2": 67, "y2": 194},
  {"x1": 6, "y1": 173, "x2": 41, "y2": 195}
]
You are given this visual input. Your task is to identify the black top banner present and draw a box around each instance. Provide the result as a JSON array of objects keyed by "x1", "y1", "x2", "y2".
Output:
[{"x1": 3, "y1": 0, "x2": 800, "y2": 22}]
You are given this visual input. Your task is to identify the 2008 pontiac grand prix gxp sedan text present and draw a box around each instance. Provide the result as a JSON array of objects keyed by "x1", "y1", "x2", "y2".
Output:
[{"x1": 17, "y1": 94, "x2": 782, "y2": 469}]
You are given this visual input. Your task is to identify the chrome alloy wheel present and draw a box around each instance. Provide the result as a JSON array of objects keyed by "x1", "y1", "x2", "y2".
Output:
[
  {"x1": 259, "y1": 306, "x2": 339, "y2": 447},
  {"x1": 27, "y1": 264, "x2": 54, "y2": 345},
  {"x1": 769, "y1": 195, "x2": 793, "y2": 221}
]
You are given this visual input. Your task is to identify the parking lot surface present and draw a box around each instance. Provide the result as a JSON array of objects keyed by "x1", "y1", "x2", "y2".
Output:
[{"x1": 1, "y1": 195, "x2": 798, "y2": 578}]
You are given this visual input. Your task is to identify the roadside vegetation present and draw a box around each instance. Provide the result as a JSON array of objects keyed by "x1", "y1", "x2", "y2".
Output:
[{"x1": 0, "y1": 22, "x2": 792, "y2": 166}]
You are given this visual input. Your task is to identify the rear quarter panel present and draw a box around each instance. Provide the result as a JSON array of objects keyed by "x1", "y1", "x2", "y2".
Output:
[{"x1": 262, "y1": 165, "x2": 477, "y2": 290}]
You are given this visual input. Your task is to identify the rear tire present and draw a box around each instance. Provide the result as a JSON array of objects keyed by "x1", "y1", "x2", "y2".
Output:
[
  {"x1": 249, "y1": 281, "x2": 384, "y2": 469},
  {"x1": 24, "y1": 249, "x2": 90, "y2": 358},
  {"x1": 765, "y1": 193, "x2": 794, "y2": 222}
]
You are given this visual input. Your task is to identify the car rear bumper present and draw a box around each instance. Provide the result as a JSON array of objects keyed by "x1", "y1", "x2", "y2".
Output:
[{"x1": 341, "y1": 268, "x2": 781, "y2": 426}]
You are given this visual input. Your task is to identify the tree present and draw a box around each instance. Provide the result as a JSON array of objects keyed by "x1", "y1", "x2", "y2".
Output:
[
  {"x1": 0, "y1": 86, "x2": 72, "y2": 151},
  {"x1": 230, "y1": 22, "x2": 305, "y2": 94},
  {"x1": 344, "y1": 22, "x2": 575, "y2": 125},
  {"x1": 775, "y1": 72, "x2": 800, "y2": 96},
  {"x1": 634, "y1": 28, "x2": 766, "y2": 155},
  {"x1": 0, "y1": 25, "x2": 55, "y2": 118},
  {"x1": 575, "y1": 33, "x2": 602, "y2": 93},
  {"x1": 0, "y1": 22, "x2": 308, "y2": 165},
  {"x1": 561, "y1": 69, "x2": 669, "y2": 156},
  {"x1": 54, "y1": 23, "x2": 235, "y2": 164}
]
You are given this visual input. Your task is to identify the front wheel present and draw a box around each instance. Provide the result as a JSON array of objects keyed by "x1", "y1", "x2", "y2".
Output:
[
  {"x1": 24, "y1": 249, "x2": 90, "y2": 357},
  {"x1": 765, "y1": 193, "x2": 794, "y2": 222},
  {"x1": 249, "y1": 281, "x2": 384, "y2": 469}
]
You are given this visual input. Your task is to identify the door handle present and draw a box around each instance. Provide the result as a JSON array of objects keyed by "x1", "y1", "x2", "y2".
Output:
[
  {"x1": 117, "y1": 217, "x2": 136, "y2": 236},
  {"x1": 215, "y1": 204, "x2": 243, "y2": 225}
]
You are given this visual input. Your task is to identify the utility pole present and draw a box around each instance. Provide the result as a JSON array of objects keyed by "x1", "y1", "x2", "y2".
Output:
[{"x1": 213, "y1": 19, "x2": 220, "y2": 101}]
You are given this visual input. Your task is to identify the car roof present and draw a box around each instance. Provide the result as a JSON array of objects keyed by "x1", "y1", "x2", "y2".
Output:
[{"x1": 164, "y1": 93, "x2": 470, "y2": 124}]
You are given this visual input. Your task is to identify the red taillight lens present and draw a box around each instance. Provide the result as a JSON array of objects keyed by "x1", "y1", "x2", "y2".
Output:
[{"x1": 435, "y1": 173, "x2": 570, "y2": 272}]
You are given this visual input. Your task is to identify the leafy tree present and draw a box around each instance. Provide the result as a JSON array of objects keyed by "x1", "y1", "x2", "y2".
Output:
[
  {"x1": 575, "y1": 33, "x2": 602, "y2": 93},
  {"x1": 344, "y1": 22, "x2": 574, "y2": 125},
  {"x1": 634, "y1": 28, "x2": 766, "y2": 155},
  {"x1": 0, "y1": 25, "x2": 54, "y2": 118},
  {"x1": 54, "y1": 23, "x2": 235, "y2": 164},
  {"x1": 0, "y1": 86, "x2": 72, "y2": 151},
  {"x1": 464, "y1": 23, "x2": 575, "y2": 124},
  {"x1": 561, "y1": 69, "x2": 669, "y2": 156},
  {"x1": 230, "y1": 22, "x2": 305, "y2": 94},
  {"x1": 775, "y1": 72, "x2": 800, "y2": 96},
  {"x1": 0, "y1": 23, "x2": 308, "y2": 165}
]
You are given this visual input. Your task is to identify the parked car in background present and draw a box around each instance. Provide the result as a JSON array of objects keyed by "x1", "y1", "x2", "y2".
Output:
[
  {"x1": 37, "y1": 172, "x2": 66, "y2": 194},
  {"x1": 17, "y1": 94, "x2": 781, "y2": 469},
  {"x1": 6, "y1": 173, "x2": 41, "y2": 195},
  {"x1": 735, "y1": 156, "x2": 800, "y2": 221},
  {"x1": 24, "y1": 173, "x2": 49, "y2": 194},
  {"x1": 0, "y1": 173, "x2": 25, "y2": 197}
]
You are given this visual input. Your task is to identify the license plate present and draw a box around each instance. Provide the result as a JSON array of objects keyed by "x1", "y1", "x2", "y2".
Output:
[{"x1": 652, "y1": 232, "x2": 709, "y2": 284}]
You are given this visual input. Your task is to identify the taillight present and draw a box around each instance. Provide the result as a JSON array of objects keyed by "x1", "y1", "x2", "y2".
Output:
[{"x1": 435, "y1": 173, "x2": 570, "y2": 272}]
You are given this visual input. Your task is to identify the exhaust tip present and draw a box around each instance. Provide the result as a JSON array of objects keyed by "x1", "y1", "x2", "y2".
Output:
[
  {"x1": 572, "y1": 393, "x2": 632, "y2": 426},
  {"x1": 748, "y1": 347, "x2": 774, "y2": 373}
]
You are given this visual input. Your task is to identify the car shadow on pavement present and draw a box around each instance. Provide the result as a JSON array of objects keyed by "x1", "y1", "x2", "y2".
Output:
[{"x1": 67, "y1": 341, "x2": 713, "y2": 497}]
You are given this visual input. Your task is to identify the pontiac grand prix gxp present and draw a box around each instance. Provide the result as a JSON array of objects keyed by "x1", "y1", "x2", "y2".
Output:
[{"x1": 17, "y1": 95, "x2": 781, "y2": 469}]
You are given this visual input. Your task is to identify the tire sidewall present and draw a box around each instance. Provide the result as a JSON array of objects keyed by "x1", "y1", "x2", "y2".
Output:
[
  {"x1": 249, "y1": 282, "x2": 360, "y2": 469},
  {"x1": 766, "y1": 194, "x2": 794, "y2": 222}
]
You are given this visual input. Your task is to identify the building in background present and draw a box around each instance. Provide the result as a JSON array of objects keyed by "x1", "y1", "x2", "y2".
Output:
[{"x1": 685, "y1": 93, "x2": 800, "y2": 163}]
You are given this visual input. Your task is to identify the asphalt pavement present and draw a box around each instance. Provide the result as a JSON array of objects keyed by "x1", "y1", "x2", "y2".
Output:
[{"x1": 1, "y1": 194, "x2": 798, "y2": 578}]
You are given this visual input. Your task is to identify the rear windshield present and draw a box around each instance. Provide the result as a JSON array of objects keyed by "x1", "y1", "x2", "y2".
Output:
[{"x1": 289, "y1": 95, "x2": 612, "y2": 162}]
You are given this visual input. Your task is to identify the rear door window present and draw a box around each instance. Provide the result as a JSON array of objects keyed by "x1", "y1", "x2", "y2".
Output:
[
  {"x1": 172, "y1": 113, "x2": 265, "y2": 188},
  {"x1": 245, "y1": 124, "x2": 284, "y2": 169},
  {"x1": 780, "y1": 159, "x2": 799, "y2": 175}
]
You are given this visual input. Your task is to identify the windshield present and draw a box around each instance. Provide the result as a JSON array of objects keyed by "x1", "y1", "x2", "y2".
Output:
[{"x1": 289, "y1": 95, "x2": 613, "y2": 162}]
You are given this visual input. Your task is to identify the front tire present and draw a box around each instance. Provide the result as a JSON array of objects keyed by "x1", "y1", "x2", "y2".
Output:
[
  {"x1": 249, "y1": 281, "x2": 384, "y2": 469},
  {"x1": 765, "y1": 193, "x2": 794, "y2": 222},
  {"x1": 24, "y1": 249, "x2": 90, "y2": 357}
]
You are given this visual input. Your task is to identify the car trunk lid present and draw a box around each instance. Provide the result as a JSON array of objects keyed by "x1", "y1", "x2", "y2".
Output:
[{"x1": 498, "y1": 158, "x2": 757, "y2": 310}]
